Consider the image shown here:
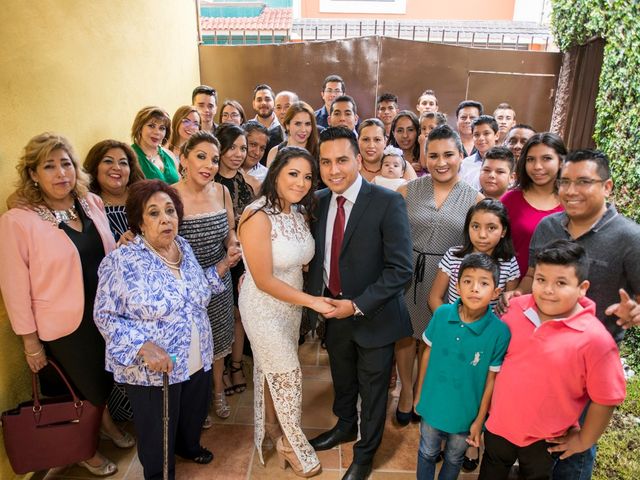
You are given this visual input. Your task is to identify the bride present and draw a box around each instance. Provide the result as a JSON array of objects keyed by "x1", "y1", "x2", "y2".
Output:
[{"x1": 237, "y1": 146, "x2": 334, "y2": 478}]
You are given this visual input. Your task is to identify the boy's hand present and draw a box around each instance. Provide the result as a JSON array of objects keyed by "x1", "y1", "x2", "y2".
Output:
[
  {"x1": 546, "y1": 427, "x2": 590, "y2": 459},
  {"x1": 496, "y1": 290, "x2": 521, "y2": 315},
  {"x1": 606, "y1": 289, "x2": 640, "y2": 329},
  {"x1": 466, "y1": 420, "x2": 483, "y2": 447}
]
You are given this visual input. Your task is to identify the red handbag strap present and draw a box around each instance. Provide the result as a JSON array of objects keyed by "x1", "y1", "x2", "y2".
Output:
[{"x1": 31, "y1": 359, "x2": 82, "y2": 410}]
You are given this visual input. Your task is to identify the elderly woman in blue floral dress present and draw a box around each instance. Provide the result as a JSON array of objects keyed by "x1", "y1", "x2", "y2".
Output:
[{"x1": 94, "y1": 180, "x2": 227, "y2": 480}]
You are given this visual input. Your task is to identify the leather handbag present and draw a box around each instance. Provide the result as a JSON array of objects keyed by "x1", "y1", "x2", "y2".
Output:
[{"x1": 1, "y1": 359, "x2": 103, "y2": 474}]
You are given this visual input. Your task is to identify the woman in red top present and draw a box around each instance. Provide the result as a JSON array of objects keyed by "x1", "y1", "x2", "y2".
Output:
[{"x1": 500, "y1": 132, "x2": 566, "y2": 279}]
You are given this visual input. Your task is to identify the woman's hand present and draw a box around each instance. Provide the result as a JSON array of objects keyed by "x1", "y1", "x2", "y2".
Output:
[
  {"x1": 226, "y1": 241, "x2": 242, "y2": 268},
  {"x1": 24, "y1": 345, "x2": 48, "y2": 373},
  {"x1": 22, "y1": 333, "x2": 47, "y2": 373},
  {"x1": 137, "y1": 342, "x2": 173, "y2": 373},
  {"x1": 308, "y1": 297, "x2": 337, "y2": 316},
  {"x1": 117, "y1": 230, "x2": 135, "y2": 248}
]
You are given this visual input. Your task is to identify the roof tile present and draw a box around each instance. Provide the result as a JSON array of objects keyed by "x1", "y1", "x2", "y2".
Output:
[{"x1": 201, "y1": 7, "x2": 292, "y2": 31}]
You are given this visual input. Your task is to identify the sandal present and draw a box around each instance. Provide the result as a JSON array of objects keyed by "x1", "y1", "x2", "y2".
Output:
[
  {"x1": 214, "y1": 392, "x2": 231, "y2": 419},
  {"x1": 178, "y1": 446, "x2": 214, "y2": 465},
  {"x1": 223, "y1": 366, "x2": 235, "y2": 396},
  {"x1": 99, "y1": 429, "x2": 136, "y2": 449},
  {"x1": 78, "y1": 456, "x2": 118, "y2": 477},
  {"x1": 202, "y1": 414, "x2": 213, "y2": 429},
  {"x1": 227, "y1": 360, "x2": 247, "y2": 394}
]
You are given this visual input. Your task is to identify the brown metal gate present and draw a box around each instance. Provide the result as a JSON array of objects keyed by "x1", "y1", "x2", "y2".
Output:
[{"x1": 199, "y1": 36, "x2": 563, "y2": 132}]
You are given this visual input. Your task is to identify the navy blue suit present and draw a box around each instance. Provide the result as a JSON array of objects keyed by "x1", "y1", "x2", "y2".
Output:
[{"x1": 307, "y1": 179, "x2": 413, "y2": 464}]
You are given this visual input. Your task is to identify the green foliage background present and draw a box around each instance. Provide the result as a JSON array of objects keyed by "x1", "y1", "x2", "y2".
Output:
[
  {"x1": 551, "y1": 0, "x2": 640, "y2": 222},
  {"x1": 552, "y1": 4, "x2": 640, "y2": 478}
]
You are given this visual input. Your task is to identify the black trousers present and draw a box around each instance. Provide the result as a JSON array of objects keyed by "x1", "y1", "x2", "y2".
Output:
[
  {"x1": 125, "y1": 368, "x2": 211, "y2": 480},
  {"x1": 325, "y1": 316, "x2": 395, "y2": 465},
  {"x1": 479, "y1": 430, "x2": 557, "y2": 480}
]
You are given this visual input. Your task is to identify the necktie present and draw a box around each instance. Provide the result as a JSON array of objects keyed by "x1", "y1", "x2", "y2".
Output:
[{"x1": 328, "y1": 196, "x2": 346, "y2": 297}]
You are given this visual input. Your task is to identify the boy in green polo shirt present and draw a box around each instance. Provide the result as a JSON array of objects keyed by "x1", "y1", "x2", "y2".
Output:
[{"x1": 414, "y1": 253, "x2": 511, "y2": 480}]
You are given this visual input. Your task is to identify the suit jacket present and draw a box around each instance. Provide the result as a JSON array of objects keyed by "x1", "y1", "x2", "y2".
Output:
[
  {"x1": 307, "y1": 180, "x2": 414, "y2": 348},
  {"x1": 0, "y1": 193, "x2": 115, "y2": 341}
]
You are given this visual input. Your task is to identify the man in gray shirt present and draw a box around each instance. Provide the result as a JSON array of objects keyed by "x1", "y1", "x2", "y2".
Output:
[{"x1": 500, "y1": 149, "x2": 640, "y2": 479}]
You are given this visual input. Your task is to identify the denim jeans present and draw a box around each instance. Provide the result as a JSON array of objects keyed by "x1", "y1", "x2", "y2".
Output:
[
  {"x1": 417, "y1": 421, "x2": 468, "y2": 480},
  {"x1": 552, "y1": 402, "x2": 595, "y2": 480}
]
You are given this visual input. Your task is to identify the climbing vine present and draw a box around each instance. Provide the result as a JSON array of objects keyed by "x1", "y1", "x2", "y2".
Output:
[{"x1": 551, "y1": 0, "x2": 640, "y2": 221}]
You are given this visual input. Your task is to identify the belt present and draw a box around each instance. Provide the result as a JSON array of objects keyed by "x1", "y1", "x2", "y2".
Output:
[{"x1": 412, "y1": 248, "x2": 445, "y2": 304}]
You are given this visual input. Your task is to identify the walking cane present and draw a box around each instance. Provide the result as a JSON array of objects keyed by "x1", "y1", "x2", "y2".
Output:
[{"x1": 163, "y1": 356, "x2": 176, "y2": 480}]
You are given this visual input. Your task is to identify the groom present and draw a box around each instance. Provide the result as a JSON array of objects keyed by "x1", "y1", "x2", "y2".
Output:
[{"x1": 307, "y1": 127, "x2": 413, "y2": 480}]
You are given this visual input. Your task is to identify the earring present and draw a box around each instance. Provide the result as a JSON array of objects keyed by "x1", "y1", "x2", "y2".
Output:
[{"x1": 34, "y1": 181, "x2": 39, "y2": 188}]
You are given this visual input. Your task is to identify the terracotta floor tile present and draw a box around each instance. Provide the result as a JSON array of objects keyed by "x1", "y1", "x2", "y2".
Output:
[
  {"x1": 370, "y1": 472, "x2": 417, "y2": 479},
  {"x1": 301, "y1": 380, "x2": 337, "y2": 429},
  {"x1": 298, "y1": 340, "x2": 320, "y2": 367},
  {"x1": 184, "y1": 423, "x2": 255, "y2": 479},
  {"x1": 318, "y1": 353, "x2": 331, "y2": 367},
  {"x1": 302, "y1": 365, "x2": 334, "y2": 382},
  {"x1": 36, "y1": 359, "x2": 423, "y2": 480},
  {"x1": 234, "y1": 404, "x2": 255, "y2": 424},
  {"x1": 248, "y1": 446, "x2": 341, "y2": 479}
]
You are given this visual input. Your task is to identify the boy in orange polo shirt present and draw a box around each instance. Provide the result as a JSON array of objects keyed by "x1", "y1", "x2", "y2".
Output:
[{"x1": 479, "y1": 240, "x2": 626, "y2": 479}]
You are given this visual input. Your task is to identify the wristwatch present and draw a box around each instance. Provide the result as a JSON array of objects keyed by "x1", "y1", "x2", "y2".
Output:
[{"x1": 351, "y1": 301, "x2": 364, "y2": 317}]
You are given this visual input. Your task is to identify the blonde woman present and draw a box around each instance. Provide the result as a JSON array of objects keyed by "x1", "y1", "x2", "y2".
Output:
[
  {"x1": 167, "y1": 105, "x2": 201, "y2": 163},
  {"x1": 0, "y1": 133, "x2": 131, "y2": 476}
]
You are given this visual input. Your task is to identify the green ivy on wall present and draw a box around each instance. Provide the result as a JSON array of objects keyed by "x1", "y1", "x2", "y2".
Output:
[{"x1": 551, "y1": 0, "x2": 640, "y2": 221}]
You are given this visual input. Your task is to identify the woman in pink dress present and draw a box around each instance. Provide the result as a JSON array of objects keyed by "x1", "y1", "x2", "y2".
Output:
[{"x1": 500, "y1": 132, "x2": 566, "y2": 279}]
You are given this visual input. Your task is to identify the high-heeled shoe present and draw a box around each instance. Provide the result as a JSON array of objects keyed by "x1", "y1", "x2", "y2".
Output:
[
  {"x1": 77, "y1": 455, "x2": 118, "y2": 477},
  {"x1": 214, "y1": 392, "x2": 231, "y2": 419},
  {"x1": 99, "y1": 429, "x2": 136, "y2": 449},
  {"x1": 227, "y1": 360, "x2": 247, "y2": 394},
  {"x1": 276, "y1": 437, "x2": 321, "y2": 478}
]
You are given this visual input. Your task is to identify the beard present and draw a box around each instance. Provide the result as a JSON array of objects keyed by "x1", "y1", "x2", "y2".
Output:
[{"x1": 257, "y1": 109, "x2": 274, "y2": 120}]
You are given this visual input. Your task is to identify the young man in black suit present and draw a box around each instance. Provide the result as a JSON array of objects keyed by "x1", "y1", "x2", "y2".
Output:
[{"x1": 307, "y1": 127, "x2": 414, "y2": 480}]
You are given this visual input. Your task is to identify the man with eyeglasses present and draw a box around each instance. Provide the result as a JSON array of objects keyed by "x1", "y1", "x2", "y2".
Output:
[
  {"x1": 251, "y1": 84, "x2": 283, "y2": 165},
  {"x1": 499, "y1": 149, "x2": 640, "y2": 480},
  {"x1": 315, "y1": 75, "x2": 346, "y2": 129},
  {"x1": 192, "y1": 85, "x2": 218, "y2": 134}
]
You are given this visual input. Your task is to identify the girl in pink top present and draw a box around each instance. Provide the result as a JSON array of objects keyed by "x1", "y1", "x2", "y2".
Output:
[{"x1": 501, "y1": 132, "x2": 566, "y2": 278}]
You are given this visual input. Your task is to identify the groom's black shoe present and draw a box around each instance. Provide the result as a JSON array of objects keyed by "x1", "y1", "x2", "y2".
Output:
[
  {"x1": 342, "y1": 462, "x2": 372, "y2": 480},
  {"x1": 309, "y1": 425, "x2": 358, "y2": 451}
]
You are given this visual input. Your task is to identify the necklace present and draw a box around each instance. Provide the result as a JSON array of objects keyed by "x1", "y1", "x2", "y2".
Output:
[
  {"x1": 101, "y1": 193, "x2": 127, "y2": 207},
  {"x1": 361, "y1": 162, "x2": 381, "y2": 174},
  {"x1": 143, "y1": 238, "x2": 183, "y2": 270},
  {"x1": 50, "y1": 204, "x2": 78, "y2": 224},
  {"x1": 36, "y1": 198, "x2": 87, "y2": 226}
]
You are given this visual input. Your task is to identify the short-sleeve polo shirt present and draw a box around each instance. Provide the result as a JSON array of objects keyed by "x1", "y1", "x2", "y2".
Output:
[
  {"x1": 416, "y1": 299, "x2": 511, "y2": 434},
  {"x1": 486, "y1": 295, "x2": 626, "y2": 447}
]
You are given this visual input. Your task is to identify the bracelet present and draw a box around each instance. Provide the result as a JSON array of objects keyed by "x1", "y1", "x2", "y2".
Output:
[{"x1": 24, "y1": 345, "x2": 44, "y2": 357}]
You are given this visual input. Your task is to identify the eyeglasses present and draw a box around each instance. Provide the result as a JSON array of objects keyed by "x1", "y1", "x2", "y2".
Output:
[
  {"x1": 222, "y1": 112, "x2": 241, "y2": 119},
  {"x1": 324, "y1": 88, "x2": 343, "y2": 94},
  {"x1": 181, "y1": 119, "x2": 200, "y2": 128},
  {"x1": 556, "y1": 178, "x2": 606, "y2": 189}
]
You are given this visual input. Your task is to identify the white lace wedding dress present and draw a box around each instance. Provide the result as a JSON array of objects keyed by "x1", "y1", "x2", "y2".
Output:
[{"x1": 238, "y1": 197, "x2": 320, "y2": 473}]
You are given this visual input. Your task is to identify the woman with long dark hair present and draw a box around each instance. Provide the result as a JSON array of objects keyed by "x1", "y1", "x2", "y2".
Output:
[
  {"x1": 214, "y1": 123, "x2": 253, "y2": 395},
  {"x1": 388, "y1": 110, "x2": 421, "y2": 175},
  {"x1": 238, "y1": 146, "x2": 334, "y2": 478},
  {"x1": 501, "y1": 132, "x2": 566, "y2": 278}
]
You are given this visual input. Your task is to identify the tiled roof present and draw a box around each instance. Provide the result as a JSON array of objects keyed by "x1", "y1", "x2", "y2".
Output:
[{"x1": 201, "y1": 7, "x2": 293, "y2": 31}]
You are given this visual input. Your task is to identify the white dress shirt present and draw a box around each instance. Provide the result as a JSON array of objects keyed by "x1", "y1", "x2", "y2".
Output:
[
  {"x1": 459, "y1": 151, "x2": 483, "y2": 191},
  {"x1": 322, "y1": 174, "x2": 363, "y2": 289}
]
